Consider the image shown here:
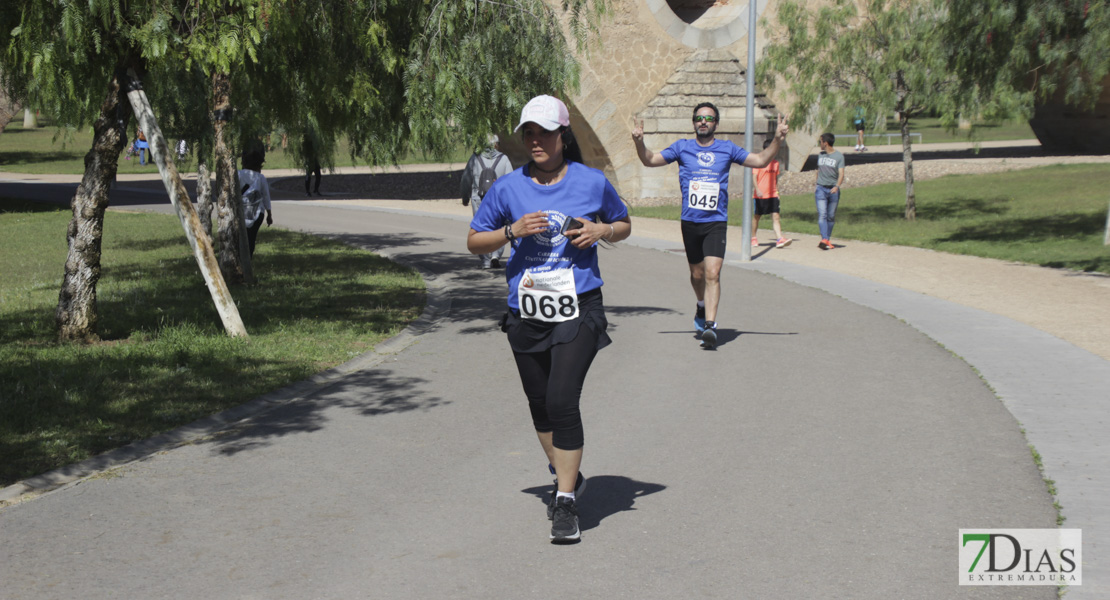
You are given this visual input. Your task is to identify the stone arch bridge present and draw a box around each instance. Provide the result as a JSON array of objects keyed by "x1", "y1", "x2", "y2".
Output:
[
  {"x1": 498, "y1": 0, "x2": 1106, "y2": 204},
  {"x1": 499, "y1": 0, "x2": 811, "y2": 205}
]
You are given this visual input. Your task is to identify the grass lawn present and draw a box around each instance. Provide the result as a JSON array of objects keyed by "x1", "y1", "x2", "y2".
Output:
[
  {"x1": 0, "y1": 118, "x2": 472, "y2": 175},
  {"x1": 631, "y1": 164, "x2": 1110, "y2": 274},
  {"x1": 0, "y1": 199, "x2": 425, "y2": 487}
]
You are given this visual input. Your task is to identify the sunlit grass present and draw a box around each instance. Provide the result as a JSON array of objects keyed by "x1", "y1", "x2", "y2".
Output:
[
  {"x1": 631, "y1": 164, "x2": 1110, "y2": 274},
  {"x1": 0, "y1": 200, "x2": 425, "y2": 485}
]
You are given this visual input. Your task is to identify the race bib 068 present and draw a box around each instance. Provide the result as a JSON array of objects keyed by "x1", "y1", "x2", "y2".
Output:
[{"x1": 518, "y1": 268, "x2": 578, "y2": 323}]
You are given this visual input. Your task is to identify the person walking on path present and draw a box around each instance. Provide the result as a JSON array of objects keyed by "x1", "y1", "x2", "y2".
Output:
[
  {"x1": 302, "y1": 131, "x2": 323, "y2": 197},
  {"x1": 134, "y1": 128, "x2": 150, "y2": 165},
  {"x1": 752, "y1": 138, "x2": 791, "y2": 250},
  {"x1": 815, "y1": 133, "x2": 845, "y2": 250},
  {"x1": 238, "y1": 149, "x2": 273, "y2": 257},
  {"x1": 467, "y1": 95, "x2": 631, "y2": 543},
  {"x1": 460, "y1": 134, "x2": 513, "y2": 268},
  {"x1": 631, "y1": 103, "x2": 789, "y2": 349},
  {"x1": 853, "y1": 107, "x2": 868, "y2": 152}
]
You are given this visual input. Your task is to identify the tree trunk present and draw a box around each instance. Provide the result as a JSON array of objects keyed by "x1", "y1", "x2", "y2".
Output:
[
  {"x1": 900, "y1": 113, "x2": 916, "y2": 222},
  {"x1": 22, "y1": 107, "x2": 38, "y2": 129},
  {"x1": 124, "y1": 70, "x2": 248, "y2": 338},
  {"x1": 197, "y1": 161, "x2": 214, "y2": 238},
  {"x1": 0, "y1": 87, "x2": 21, "y2": 132},
  {"x1": 55, "y1": 71, "x2": 130, "y2": 341},
  {"x1": 211, "y1": 72, "x2": 252, "y2": 284},
  {"x1": 1104, "y1": 200, "x2": 1109, "y2": 246}
]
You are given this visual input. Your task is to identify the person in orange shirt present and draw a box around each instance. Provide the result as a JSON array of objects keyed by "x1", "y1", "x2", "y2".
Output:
[{"x1": 752, "y1": 139, "x2": 791, "y2": 249}]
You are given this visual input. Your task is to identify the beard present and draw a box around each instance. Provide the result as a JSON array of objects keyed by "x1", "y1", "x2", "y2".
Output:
[{"x1": 695, "y1": 127, "x2": 714, "y2": 141}]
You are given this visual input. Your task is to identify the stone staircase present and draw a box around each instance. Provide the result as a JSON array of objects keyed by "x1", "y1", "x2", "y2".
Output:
[{"x1": 636, "y1": 48, "x2": 780, "y2": 201}]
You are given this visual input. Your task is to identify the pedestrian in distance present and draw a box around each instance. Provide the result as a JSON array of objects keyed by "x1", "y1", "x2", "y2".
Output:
[
  {"x1": 854, "y1": 107, "x2": 868, "y2": 152},
  {"x1": 467, "y1": 94, "x2": 631, "y2": 544},
  {"x1": 815, "y1": 133, "x2": 845, "y2": 250},
  {"x1": 631, "y1": 103, "x2": 789, "y2": 349},
  {"x1": 134, "y1": 127, "x2": 150, "y2": 165},
  {"x1": 752, "y1": 138, "x2": 791, "y2": 250},
  {"x1": 460, "y1": 134, "x2": 513, "y2": 268},
  {"x1": 238, "y1": 149, "x2": 273, "y2": 257},
  {"x1": 302, "y1": 131, "x2": 323, "y2": 197}
]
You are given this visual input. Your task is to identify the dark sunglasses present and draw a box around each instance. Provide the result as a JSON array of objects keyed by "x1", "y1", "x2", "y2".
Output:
[{"x1": 693, "y1": 116, "x2": 717, "y2": 123}]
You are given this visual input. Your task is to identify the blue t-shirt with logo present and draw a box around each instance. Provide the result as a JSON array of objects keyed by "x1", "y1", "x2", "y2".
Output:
[
  {"x1": 660, "y1": 139, "x2": 750, "y2": 223},
  {"x1": 470, "y1": 162, "x2": 628, "y2": 311}
]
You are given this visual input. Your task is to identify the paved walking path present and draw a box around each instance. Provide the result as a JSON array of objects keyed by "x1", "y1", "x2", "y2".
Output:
[{"x1": 1, "y1": 162, "x2": 1106, "y2": 598}]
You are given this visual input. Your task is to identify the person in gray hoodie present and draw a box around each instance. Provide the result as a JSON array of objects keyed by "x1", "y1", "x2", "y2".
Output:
[{"x1": 461, "y1": 134, "x2": 514, "y2": 268}]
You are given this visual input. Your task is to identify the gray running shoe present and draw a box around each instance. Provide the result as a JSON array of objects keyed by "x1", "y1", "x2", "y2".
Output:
[
  {"x1": 700, "y1": 323, "x2": 718, "y2": 349},
  {"x1": 548, "y1": 471, "x2": 587, "y2": 519},
  {"x1": 550, "y1": 497, "x2": 581, "y2": 543}
]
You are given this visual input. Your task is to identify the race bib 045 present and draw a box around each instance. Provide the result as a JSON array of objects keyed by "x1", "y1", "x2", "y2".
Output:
[{"x1": 688, "y1": 181, "x2": 720, "y2": 211}]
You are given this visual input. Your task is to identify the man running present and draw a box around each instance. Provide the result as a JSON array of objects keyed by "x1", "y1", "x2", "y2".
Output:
[{"x1": 632, "y1": 103, "x2": 788, "y2": 349}]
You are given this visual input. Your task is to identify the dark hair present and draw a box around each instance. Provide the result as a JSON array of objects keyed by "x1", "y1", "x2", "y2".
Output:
[
  {"x1": 693, "y1": 102, "x2": 720, "y2": 121},
  {"x1": 560, "y1": 126, "x2": 584, "y2": 164},
  {"x1": 241, "y1": 149, "x2": 265, "y2": 172},
  {"x1": 820, "y1": 132, "x2": 836, "y2": 146}
]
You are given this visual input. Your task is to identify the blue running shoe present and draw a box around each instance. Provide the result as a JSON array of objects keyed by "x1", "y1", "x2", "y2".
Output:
[{"x1": 694, "y1": 305, "x2": 706, "y2": 334}]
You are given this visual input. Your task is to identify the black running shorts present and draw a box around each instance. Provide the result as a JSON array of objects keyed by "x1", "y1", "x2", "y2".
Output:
[
  {"x1": 754, "y1": 197, "x2": 780, "y2": 216},
  {"x1": 681, "y1": 220, "x2": 728, "y2": 264}
]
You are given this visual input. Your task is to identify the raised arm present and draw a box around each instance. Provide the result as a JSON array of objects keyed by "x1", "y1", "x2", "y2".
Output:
[
  {"x1": 631, "y1": 118, "x2": 668, "y2": 167},
  {"x1": 743, "y1": 113, "x2": 790, "y2": 169}
]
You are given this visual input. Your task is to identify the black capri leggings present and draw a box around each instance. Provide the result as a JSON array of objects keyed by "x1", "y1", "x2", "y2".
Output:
[{"x1": 512, "y1": 322, "x2": 600, "y2": 451}]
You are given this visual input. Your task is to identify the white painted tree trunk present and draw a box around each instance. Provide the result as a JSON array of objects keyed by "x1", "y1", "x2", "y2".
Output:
[
  {"x1": 23, "y1": 107, "x2": 37, "y2": 128},
  {"x1": 124, "y1": 71, "x2": 248, "y2": 338},
  {"x1": 1104, "y1": 201, "x2": 1109, "y2": 246}
]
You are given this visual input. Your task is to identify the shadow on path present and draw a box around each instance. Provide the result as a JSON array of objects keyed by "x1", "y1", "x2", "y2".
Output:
[
  {"x1": 207, "y1": 368, "x2": 447, "y2": 457},
  {"x1": 521, "y1": 475, "x2": 667, "y2": 532}
]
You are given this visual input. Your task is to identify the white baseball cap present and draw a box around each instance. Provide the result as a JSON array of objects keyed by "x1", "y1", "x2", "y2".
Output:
[{"x1": 514, "y1": 95, "x2": 571, "y2": 132}]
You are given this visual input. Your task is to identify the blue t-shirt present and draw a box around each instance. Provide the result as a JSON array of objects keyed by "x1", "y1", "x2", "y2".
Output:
[
  {"x1": 659, "y1": 139, "x2": 750, "y2": 223},
  {"x1": 470, "y1": 162, "x2": 629, "y2": 311}
]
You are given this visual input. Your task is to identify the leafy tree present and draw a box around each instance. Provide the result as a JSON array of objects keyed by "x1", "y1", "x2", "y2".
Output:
[
  {"x1": 2, "y1": 0, "x2": 610, "y2": 340},
  {"x1": 1, "y1": 0, "x2": 274, "y2": 337},
  {"x1": 758, "y1": 0, "x2": 1016, "y2": 221},
  {"x1": 2, "y1": 1, "x2": 151, "y2": 340},
  {"x1": 941, "y1": 0, "x2": 1110, "y2": 242},
  {"x1": 0, "y1": 78, "x2": 22, "y2": 131},
  {"x1": 403, "y1": 0, "x2": 609, "y2": 157},
  {"x1": 942, "y1": 0, "x2": 1110, "y2": 112}
]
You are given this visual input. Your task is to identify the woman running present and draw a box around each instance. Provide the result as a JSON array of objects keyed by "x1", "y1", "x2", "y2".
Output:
[{"x1": 467, "y1": 95, "x2": 631, "y2": 543}]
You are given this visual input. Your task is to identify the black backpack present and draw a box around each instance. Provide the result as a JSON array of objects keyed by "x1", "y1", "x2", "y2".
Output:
[{"x1": 475, "y1": 154, "x2": 505, "y2": 198}]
